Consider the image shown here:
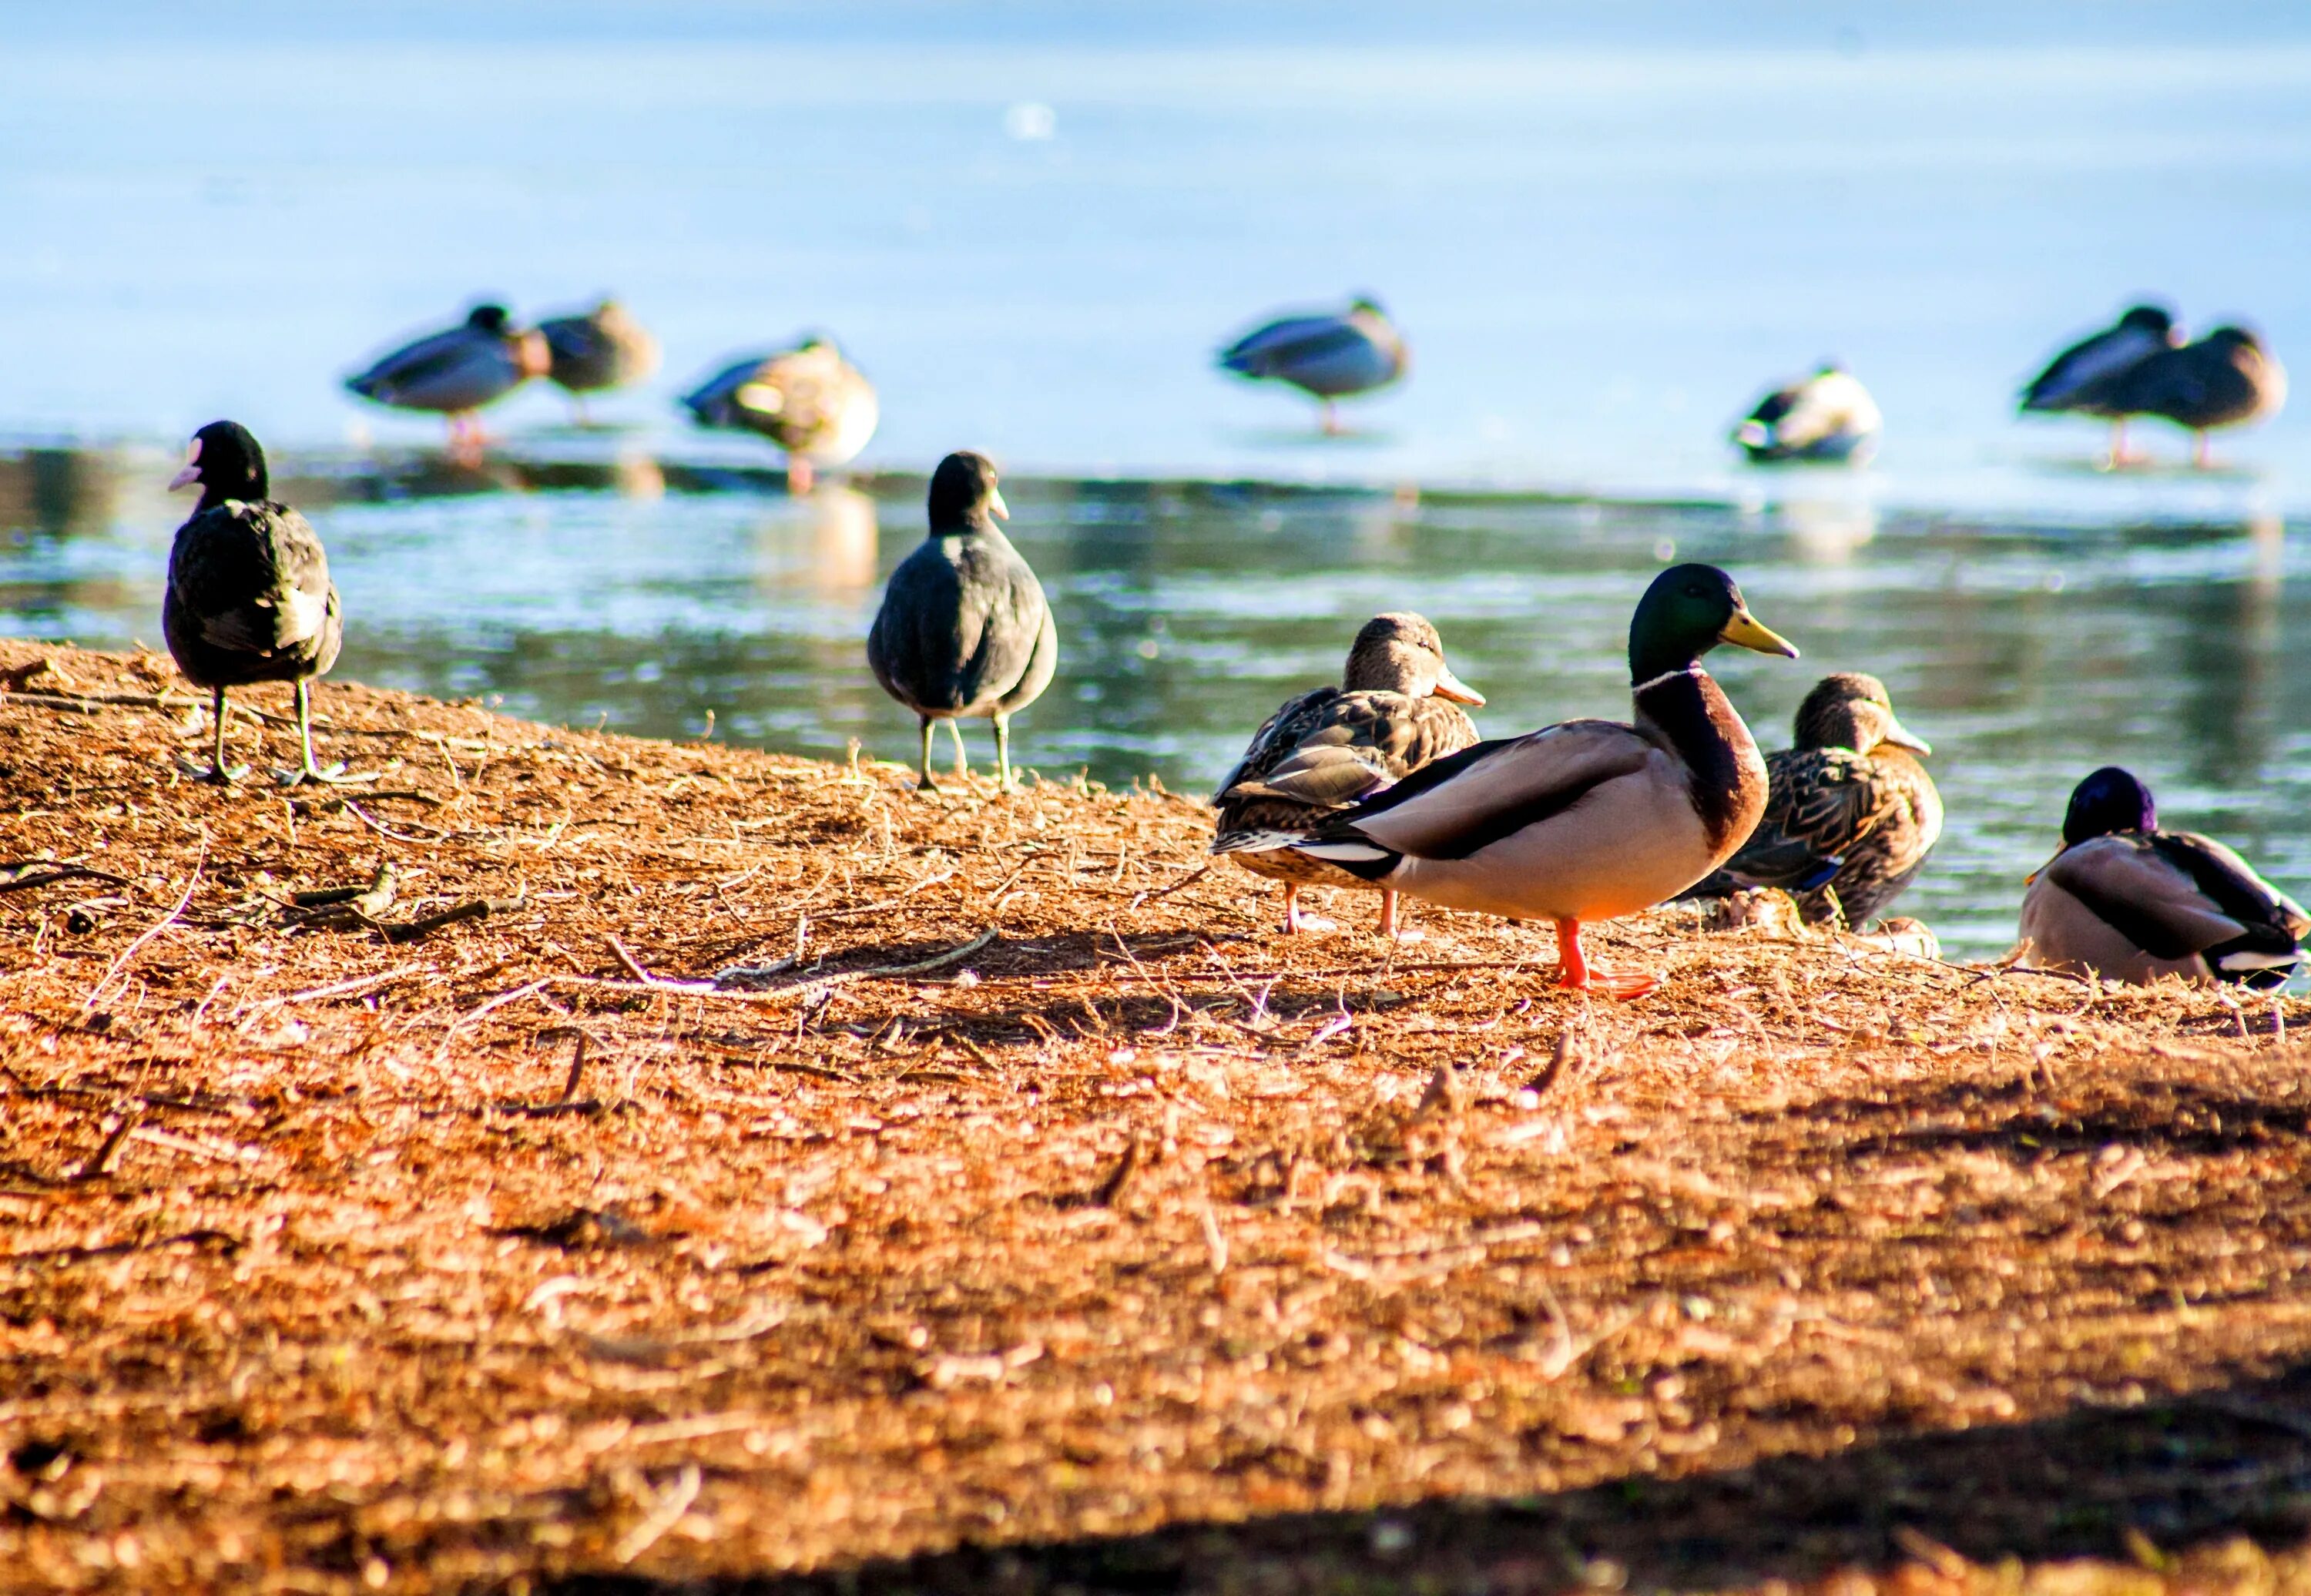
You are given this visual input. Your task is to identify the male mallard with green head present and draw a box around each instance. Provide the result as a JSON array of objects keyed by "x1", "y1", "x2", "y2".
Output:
[
  {"x1": 1210, "y1": 613, "x2": 1484, "y2": 937},
  {"x1": 2018, "y1": 767, "x2": 2305, "y2": 987},
  {"x1": 1219, "y1": 564, "x2": 1798, "y2": 996},
  {"x1": 1680, "y1": 671, "x2": 1940, "y2": 927}
]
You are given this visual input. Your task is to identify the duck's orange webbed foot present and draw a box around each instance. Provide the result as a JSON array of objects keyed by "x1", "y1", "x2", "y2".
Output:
[{"x1": 1551, "y1": 917, "x2": 1659, "y2": 1001}]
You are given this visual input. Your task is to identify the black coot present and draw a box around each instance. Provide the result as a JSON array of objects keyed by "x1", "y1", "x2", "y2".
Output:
[
  {"x1": 866, "y1": 452, "x2": 1055, "y2": 792},
  {"x1": 162, "y1": 421, "x2": 348, "y2": 785}
]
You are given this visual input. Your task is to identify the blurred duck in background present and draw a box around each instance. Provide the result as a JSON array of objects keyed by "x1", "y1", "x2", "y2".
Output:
[
  {"x1": 2018, "y1": 766, "x2": 2306, "y2": 987},
  {"x1": 1216, "y1": 295, "x2": 1408, "y2": 434},
  {"x1": 1679, "y1": 672, "x2": 1940, "y2": 928},
  {"x1": 2018, "y1": 302, "x2": 2179, "y2": 465},
  {"x1": 1732, "y1": 363, "x2": 1882, "y2": 464},
  {"x1": 538, "y1": 300, "x2": 661, "y2": 425},
  {"x1": 1209, "y1": 614, "x2": 1484, "y2": 938},
  {"x1": 2095, "y1": 326, "x2": 2286, "y2": 468},
  {"x1": 681, "y1": 337, "x2": 879, "y2": 495},
  {"x1": 344, "y1": 303, "x2": 549, "y2": 456}
]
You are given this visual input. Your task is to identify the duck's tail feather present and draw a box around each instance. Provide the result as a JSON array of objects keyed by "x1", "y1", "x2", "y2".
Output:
[
  {"x1": 1210, "y1": 828, "x2": 1300, "y2": 857},
  {"x1": 2209, "y1": 936, "x2": 2304, "y2": 991},
  {"x1": 1210, "y1": 828, "x2": 1401, "y2": 882},
  {"x1": 1288, "y1": 835, "x2": 1401, "y2": 881}
]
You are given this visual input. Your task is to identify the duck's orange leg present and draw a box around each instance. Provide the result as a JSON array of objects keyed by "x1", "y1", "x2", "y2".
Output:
[{"x1": 1552, "y1": 917, "x2": 1658, "y2": 1000}]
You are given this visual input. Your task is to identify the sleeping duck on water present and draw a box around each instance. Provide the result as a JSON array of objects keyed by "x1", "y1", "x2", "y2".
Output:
[
  {"x1": 1209, "y1": 614, "x2": 1484, "y2": 937},
  {"x1": 2095, "y1": 326, "x2": 2287, "y2": 469},
  {"x1": 344, "y1": 303, "x2": 549, "y2": 451},
  {"x1": 1216, "y1": 296, "x2": 1408, "y2": 434},
  {"x1": 1733, "y1": 364, "x2": 1882, "y2": 464},
  {"x1": 1679, "y1": 672, "x2": 1941, "y2": 927},
  {"x1": 538, "y1": 300, "x2": 661, "y2": 424},
  {"x1": 681, "y1": 337, "x2": 879, "y2": 494},
  {"x1": 2018, "y1": 767, "x2": 2305, "y2": 988},
  {"x1": 162, "y1": 421, "x2": 350, "y2": 786},
  {"x1": 1217, "y1": 565, "x2": 1799, "y2": 996},
  {"x1": 2019, "y1": 303, "x2": 2180, "y2": 465}
]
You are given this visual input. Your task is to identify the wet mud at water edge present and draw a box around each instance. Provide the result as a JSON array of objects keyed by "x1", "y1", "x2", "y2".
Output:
[{"x1": 3, "y1": 639, "x2": 2311, "y2": 1594}]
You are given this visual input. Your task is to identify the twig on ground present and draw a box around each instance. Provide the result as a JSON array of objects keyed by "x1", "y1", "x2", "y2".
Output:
[
  {"x1": 377, "y1": 897, "x2": 521, "y2": 944},
  {"x1": 612, "y1": 1464, "x2": 702, "y2": 1565},
  {"x1": 84, "y1": 843, "x2": 205, "y2": 1011},
  {"x1": 0, "y1": 863, "x2": 132, "y2": 894}
]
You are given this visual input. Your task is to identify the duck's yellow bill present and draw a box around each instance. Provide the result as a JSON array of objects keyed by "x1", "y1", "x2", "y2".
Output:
[
  {"x1": 1719, "y1": 609, "x2": 1799, "y2": 659},
  {"x1": 1434, "y1": 666, "x2": 1484, "y2": 706}
]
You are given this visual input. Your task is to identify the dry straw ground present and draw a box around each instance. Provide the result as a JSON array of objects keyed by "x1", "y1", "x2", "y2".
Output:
[{"x1": 5, "y1": 638, "x2": 2311, "y2": 1596}]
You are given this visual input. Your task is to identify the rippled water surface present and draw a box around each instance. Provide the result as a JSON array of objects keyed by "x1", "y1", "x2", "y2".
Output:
[{"x1": 5, "y1": 446, "x2": 2305, "y2": 962}]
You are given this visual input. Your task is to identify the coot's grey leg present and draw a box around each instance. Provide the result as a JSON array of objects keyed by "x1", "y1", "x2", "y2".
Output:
[
  {"x1": 993, "y1": 714, "x2": 1015, "y2": 792},
  {"x1": 916, "y1": 717, "x2": 940, "y2": 793},
  {"x1": 287, "y1": 678, "x2": 367, "y2": 784},
  {"x1": 203, "y1": 686, "x2": 247, "y2": 784},
  {"x1": 945, "y1": 718, "x2": 969, "y2": 781}
]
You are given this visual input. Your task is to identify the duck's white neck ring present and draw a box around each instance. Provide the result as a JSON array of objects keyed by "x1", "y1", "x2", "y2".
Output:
[{"x1": 1632, "y1": 666, "x2": 1705, "y2": 696}]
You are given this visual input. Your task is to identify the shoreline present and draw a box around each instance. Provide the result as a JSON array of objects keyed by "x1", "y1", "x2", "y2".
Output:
[
  {"x1": 3, "y1": 639, "x2": 2311, "y2": 1594},
  {"x1": 2, "y1": 431, "x2": 2299, "y2": 533}
]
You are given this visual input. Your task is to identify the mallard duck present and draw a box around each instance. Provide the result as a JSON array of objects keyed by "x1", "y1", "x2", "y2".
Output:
[
  {"x1": 1209, "y1": 614, "x2": 1484, "y2": 937},
  {"x1": 867, "y1": 452, "x2": 1055, "y2": 793},
  {"x1": 2098, "y1": 326, "x2": 2287, "y2": 468},
  {"x1": 1732, "y1": 363, "x2": 1882, "y2": 464},
  {"x1": 1216, "y1": 296, "x2": 1408, "y2": 434},
  {"x1": 2019, "y1": 303, "x2": 2179, "y2": 464},
  {"x1": 1219, "y1": 565, "x2": 1798, "y2": 996},
  {"x1": 538, "y1": 300, "x2": 661, "y2": 424},
  {"x1": 681, "y1": 337, "x2": 879, "y2": 494},
  {"x1": 162, "y1": 422, "x2": 347, "y2": 786},
  {"x1": 1678, "y1": 672, "x2": 1940, "y2": 927},
  {"x1": 344, "y1": 304, "x2": 550, "y2": 451},
  {"x1": 2018, "y1": 767, "x2": 2306, "y2": 987}
]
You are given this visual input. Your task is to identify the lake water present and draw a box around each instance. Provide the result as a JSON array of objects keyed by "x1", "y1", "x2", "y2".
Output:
[{"x1": 2, "y1": 3, "x2": 2308, "y2": 961}]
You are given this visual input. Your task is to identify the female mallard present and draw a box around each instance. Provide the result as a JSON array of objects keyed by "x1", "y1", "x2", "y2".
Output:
[
  {"x1": 2097, "y1": 326, "x2": 2287, "y2": 468},
  {"x1": 1219, "y1": 565, "x2": 1799, "y2": 996},
  {"x1": 538, "y1": 300, "x2": 661, "y2": 424},
  {"x1": 162, "y1": 421, "x2": 347, "y2": 786},
  {"x1": 2019, "y1": 303, "x2": 2179, "y2": 464},
  {"x1": 1679, "y1": 672, "x2": 1940, "y2": 927},
  {"x1": 1216, "y1": 296, "x2": 1408, "y2": 434},
  {"x1": 2018, "y1": 767, "x2": 2305, "y2": 987},
  {"x1": 1209, "y1": 614, "x2": 1484, "y2": 937},
  {"x1": 867, "y1": 451, "x2": 1055, "y2": 793},
  {"x1": 681, "y1": 337, "x2": 879, "y2": 494},
  {"x1": 1732, "y1": 363, "x2": 1882, "y2": 464},
  {"x1": 344, "y1": 304, "x2": 550, "y2": 451}
]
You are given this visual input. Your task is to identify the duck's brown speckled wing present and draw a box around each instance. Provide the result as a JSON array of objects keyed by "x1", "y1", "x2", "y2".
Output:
[
  {"x1": 1212, "y1": 688, "x2": 1481, "y2": 890},
  {"x1": 1703, "y1": 746, "x2": 1940, "y2": 924},
  {"x1": 1216, "y1": 690, "x2": 1477, "y2": 823}
]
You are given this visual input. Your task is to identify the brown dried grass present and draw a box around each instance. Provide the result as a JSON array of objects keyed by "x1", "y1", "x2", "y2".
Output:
[{"x1": 2, "y1": 639, "x2": 2310, "y2": 1596}]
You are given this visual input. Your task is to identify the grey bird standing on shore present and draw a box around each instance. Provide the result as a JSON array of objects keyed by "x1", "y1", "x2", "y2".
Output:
[
  {"x1": 867, "y1": 452, "x2": 1055, "y2": 793},
  {"x1": 162, "y1": 421, "x2": 347, "y2": 786}
]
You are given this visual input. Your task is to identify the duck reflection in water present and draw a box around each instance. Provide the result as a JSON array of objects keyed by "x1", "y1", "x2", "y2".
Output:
[{"x1": 754, "y1": 484, "x2": 880, "y2": 595}]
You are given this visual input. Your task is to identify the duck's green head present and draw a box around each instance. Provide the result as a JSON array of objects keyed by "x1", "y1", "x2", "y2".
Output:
[{"x1": 1628, "y1": 563, "x2": 1797, "y2": 682}]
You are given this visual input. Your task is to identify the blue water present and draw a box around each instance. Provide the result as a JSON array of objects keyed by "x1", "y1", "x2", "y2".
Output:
[{"x1": 2, "y1": 2, "x2": 2309, "y2": 514}]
